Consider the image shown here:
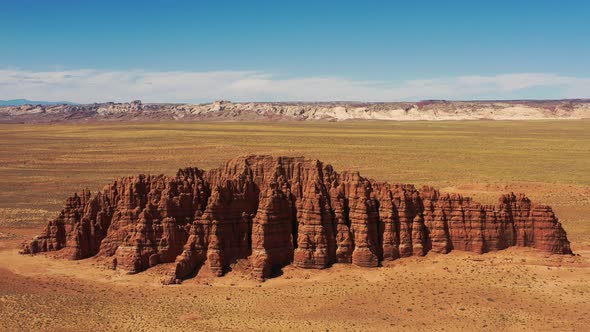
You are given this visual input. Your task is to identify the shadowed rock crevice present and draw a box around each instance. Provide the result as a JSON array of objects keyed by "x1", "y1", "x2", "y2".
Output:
[{"x1": 20, "y1": 155, "x2": 573, "y2": 283}]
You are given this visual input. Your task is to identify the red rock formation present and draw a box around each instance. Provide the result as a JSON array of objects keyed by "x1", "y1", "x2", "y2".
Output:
[
  {"x1": 341, "y1": 172, "x2": 380, "y2": 267},
  {"x1": 21, "y1": 155, "x2": 573, "y2": 282},
  {"x1": 250, "y1": 183, "x2": 294, "y2": 280}
]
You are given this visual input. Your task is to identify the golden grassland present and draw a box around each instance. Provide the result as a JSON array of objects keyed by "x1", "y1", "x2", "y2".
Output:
[
  {"x1": 1, "y1": 120, "x2": 589, "y2": 244},
  {"x1": 0, "y1": 120, "x2": 589, "y2": 331}
]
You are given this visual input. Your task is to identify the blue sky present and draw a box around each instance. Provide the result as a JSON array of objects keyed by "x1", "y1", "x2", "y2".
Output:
[{"x1": 1, "y1": 0, "x2": 589, "y2": 102}]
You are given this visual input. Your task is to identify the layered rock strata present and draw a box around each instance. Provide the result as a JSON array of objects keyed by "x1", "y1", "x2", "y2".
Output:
[
  {"x1": 21, "y1": 155, "x2": 573, "y2": 282},
  {"x1": 2, "y1": 99, "x2": 590, "y2": 123}
]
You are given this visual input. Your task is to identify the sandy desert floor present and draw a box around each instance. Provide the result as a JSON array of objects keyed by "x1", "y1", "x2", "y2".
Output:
[{"x1": 0, "y1": 120, "x2": 589, "y2": 331}]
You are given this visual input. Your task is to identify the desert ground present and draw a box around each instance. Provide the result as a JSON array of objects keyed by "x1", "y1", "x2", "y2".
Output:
[{"x1": 0, "y1": 120, "x2": 589, "y2": 331}]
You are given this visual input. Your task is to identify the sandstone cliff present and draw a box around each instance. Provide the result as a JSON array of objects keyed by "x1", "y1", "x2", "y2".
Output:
[
  {"x1": 2, "y1": 99, "x2": 590, "y2": 123},
  {"x1": 21, "y1": 155, "x2": 573, "y2": 282}
]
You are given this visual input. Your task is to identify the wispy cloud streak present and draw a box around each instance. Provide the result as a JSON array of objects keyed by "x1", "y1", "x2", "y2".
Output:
[{"x1": 1, "y1": 69, "x2": 588, "y2": 103}]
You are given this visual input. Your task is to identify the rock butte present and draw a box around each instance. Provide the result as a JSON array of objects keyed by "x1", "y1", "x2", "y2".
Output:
[{"x1": 21, "y1": 155, "x2": 572, "y2": 283}]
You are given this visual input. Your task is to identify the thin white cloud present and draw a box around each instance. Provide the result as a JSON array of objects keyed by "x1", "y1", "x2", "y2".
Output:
[{"x1": 0, "y1": 69, "x2": 588, "y2": 103}]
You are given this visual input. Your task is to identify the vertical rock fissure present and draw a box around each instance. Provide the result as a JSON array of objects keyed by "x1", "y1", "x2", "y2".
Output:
[
  {"x1": 374, "y1": 199, "x2": 384, "y2": 263},
  {"x1": 290, "y1": 194, "x2": 298, "y2": 249}
]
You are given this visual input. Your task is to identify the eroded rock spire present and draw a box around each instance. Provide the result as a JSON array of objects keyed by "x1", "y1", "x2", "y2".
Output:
[{"x1": 21, "y1": 155, "x2": 573, "y2": 283}]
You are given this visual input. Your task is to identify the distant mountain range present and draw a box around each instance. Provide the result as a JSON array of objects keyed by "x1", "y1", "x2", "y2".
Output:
[
  {"x1": 1, "y1": 99, "x2": 589, "y2": 123},
  {"x1": 0, "y1": 99, "x2": 75, "y2": 106}
]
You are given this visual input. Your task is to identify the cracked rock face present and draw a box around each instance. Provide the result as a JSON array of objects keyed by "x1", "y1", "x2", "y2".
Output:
[{"x1": 21, "y1": 155, "x2": 573, "y2": 282}]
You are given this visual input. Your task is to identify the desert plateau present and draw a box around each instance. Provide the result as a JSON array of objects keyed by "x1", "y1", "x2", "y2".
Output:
[
  {"x1": 3, "y1": 1, "x2": 590, "y2": 331},
  {"x1": 1, "y1": 120, "x2": 589, "y2": 331}
]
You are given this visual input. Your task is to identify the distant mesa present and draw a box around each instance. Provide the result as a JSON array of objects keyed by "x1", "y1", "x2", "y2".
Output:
[
  {"x1": 21, "y1": 155, "x2": 573, "y2": 283},
  {"x1": 1, "y1": 99, "x2": 590, "y2": 122}
]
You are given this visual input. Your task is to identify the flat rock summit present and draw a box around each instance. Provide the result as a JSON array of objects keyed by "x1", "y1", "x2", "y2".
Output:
[
  {"x1": 21, "y1": 155, "x2": 573, "y2": 283},
  {"x1": 3, "y1": 99, "x2": 590, "y2": 123}
]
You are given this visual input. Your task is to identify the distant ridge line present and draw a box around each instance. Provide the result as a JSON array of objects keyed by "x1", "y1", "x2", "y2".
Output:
[{"x1": 1, "y1": 99, "x2": 589, "y2": 122}]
